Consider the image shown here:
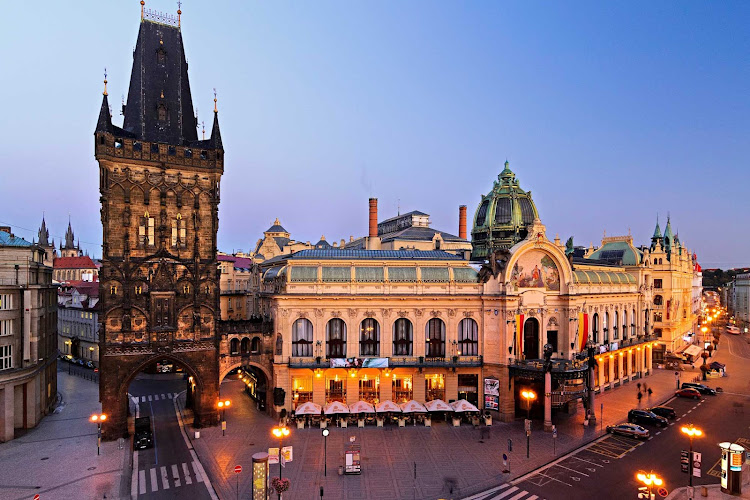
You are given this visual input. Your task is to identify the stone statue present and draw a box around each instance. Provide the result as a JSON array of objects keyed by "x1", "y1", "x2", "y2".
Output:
[
  {"x1": 478, "y1": 248, "x2": 512, "y2": 283},
  {"x1": 565, "y1": 236, "x2": 574, "y2": 256}
]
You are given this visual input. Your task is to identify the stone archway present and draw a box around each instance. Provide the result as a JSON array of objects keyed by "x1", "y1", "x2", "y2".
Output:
[
  {"x1": 100, "y1": 350, "x2": 219, "y2": 440},
  {"x1": 219, "y1": 359, "x2": 274, "y2": 413}
]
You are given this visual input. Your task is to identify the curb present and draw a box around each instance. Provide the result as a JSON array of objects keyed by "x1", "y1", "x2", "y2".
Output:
[{"x1": 173, "y1": 392, "x2": 220, "y2": 500}]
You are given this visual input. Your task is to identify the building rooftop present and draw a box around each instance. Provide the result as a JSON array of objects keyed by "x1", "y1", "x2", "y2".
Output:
[
  {"x1": 284, "y1": 249, "x2": 465, "y2": 261},
  {"x1": 53, "y1": 256, "x2": 98, "y2": 269},
  {"x1": 0, "y1": 230, "x2": 32, "y2": 248}
]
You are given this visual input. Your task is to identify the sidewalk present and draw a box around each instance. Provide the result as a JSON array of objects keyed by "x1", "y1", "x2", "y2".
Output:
[
  {"x1": 190, "y1": 368, "x2": 681, "y2": 500},
  {"x1": 0, "y1": 368, "x2": 131, "y2": 500}
]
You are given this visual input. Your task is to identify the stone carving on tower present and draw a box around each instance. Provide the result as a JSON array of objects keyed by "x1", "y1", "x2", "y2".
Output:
[{"x1": 94, "y1": 4, "x2": 224, "y2": 439}]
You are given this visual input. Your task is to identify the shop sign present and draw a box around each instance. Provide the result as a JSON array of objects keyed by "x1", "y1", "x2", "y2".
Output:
[
  {"x1": 330, "y1": 357, "x2": 388, "y2": 368},
  {"x1": 484, "y1": 378, "x2": 499, "y2": 410}
]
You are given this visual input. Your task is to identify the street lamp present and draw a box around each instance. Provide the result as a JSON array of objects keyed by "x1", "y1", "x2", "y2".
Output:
[
  {"x1": 218, "y1": 399, "x2": 231, "y2": 436},
  {"x1": 521, "y1": 389, "x2": 536, "y2": 458},
  {"x1": 272, "y1": 425, "x2": 290, "y2": 493},
  {"x1": 636, "y1": 471, "x2": 663, "y2": 500},
  {"x1": 90, "y1": 413, "x2": 107, "y2": 455},
  {"x1": 322, "y1": 428, "x2": 329, "y2": 476},
  {"x1": 681, "y1": 424, "x2": 702, "y2": 488}
]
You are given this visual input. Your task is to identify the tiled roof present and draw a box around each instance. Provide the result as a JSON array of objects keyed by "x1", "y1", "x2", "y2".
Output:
[
  {"x1": 287, "y1": 250, "x2": 465, "y2": 261},
  {"x1": 218, "y1": 255, "x2": 253, "y2": 269},
  {"x1": 0, "y1": 231, "x2": 32, "y2": 247},
  {"x1": 53, "y1": 256, "x2": 98, "y2": 269},
  {"x1": 380, "y1": 226, "x2": 465, "y2": 243}
]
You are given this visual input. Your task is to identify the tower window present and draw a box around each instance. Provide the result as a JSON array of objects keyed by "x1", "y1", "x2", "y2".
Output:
[
  {"x1": 158, "y1": 104, "x2": 167, "y2": 122},
  {"x1": 139, "y1": 216, "x2": 155, "y2": 247},
  {"x1": 171, "y1": 215, "x2": 187, "y2": 248},
  {"x1": 157, "y1": 48, "x2": 166, "y2": 65}
]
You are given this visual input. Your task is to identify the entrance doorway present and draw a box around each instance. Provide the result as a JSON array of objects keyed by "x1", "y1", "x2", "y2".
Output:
[{"x1": 523, "y1": 318, "x2": 540, "y2": 359}]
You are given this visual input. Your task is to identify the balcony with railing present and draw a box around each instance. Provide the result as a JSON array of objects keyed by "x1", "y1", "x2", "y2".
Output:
[
  {"x1": 508, "y1": 358, "x2": 588, "y2": 381},
  {"x1": 287, "y1": 355, "x2": 483, "y2": 369}
]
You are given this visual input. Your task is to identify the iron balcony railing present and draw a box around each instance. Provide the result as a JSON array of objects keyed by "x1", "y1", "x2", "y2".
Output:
[{"x1": 288, "y1": 355, "x2": 483, "y2": 369}]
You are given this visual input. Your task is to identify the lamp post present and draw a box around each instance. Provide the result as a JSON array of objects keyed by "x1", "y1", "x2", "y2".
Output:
[
  {"x1": 322, "y1": 428, "x2": 329, "y2": 476},
  {"x1": 218, "y1": 399, "x2": 231, "y2": 436},
  {"x1": 521, "y1": 389, "x2": 536, "y2": 458},
  {"x1": 90, "y1": 413, "x2": 107, "y2": 455},
  {"x1": 681, "y1": 424, "x2": 702, "y2": 488},
  {"x1": 272, "y1": 425, "x2": 290, "y2": 492},
  {"x1": 636, "y1": 471, "x2": 663, "y2": 500}
]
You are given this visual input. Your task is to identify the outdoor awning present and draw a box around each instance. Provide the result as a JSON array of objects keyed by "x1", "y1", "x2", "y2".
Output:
[
  {"x1": 295, "y1": 402, "x2": 321, "y2": 415},
  {"x1": 323, "y1": 401, "x2": 350, "y2": 414},
  {"x1": 400, "y1": 400, "x2": 427, "y2": 413},
  {"x1": 451, "y1": 399, "x2": 480, "y2": 413},
  {"x1": 348, "y1": 401, "x2": 375, "y2": 414},
  {"x1": 375, "y1": 400, "x2": 401, "y2": 413},
  {"x1": 424, "y1": 399, "x2": 453, "y2": 412},
  {"x1": 684, "y1": 345, "x2": 703, "y2": 358}
]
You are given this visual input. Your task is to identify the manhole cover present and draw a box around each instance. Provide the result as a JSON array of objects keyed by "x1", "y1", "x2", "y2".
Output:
[
  {"x1": 40, "y1": 457, "x2": 49, "y2": 461},
  {"x1": 87, "y1": 467, "x2": 96, "y2": 471}
]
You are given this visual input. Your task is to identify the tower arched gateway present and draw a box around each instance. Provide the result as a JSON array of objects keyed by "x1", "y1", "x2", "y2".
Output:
[{"x1": 95, "y1": 9, "x2": 224, "y2": 440}]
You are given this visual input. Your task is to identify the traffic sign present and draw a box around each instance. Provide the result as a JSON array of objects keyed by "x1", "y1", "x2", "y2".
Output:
[
  {"x1": 502, "y1": 453, "x2": 507, "y2": 467},
  {"x1": 524, "y1": 419, "x2": 531, "y2": 432},
  {"x1": 234, "y1": 465, "x2": 242, "y2": 474},
  {"x1": 693, "y1": 467, "x2": 701, "y2": 478},
  {"x1": 552, "y1": 426, "x2": 558, "y2": 439},
  {"x1": 508, "y1": 438, "x2": 513, "y2": 452},
  {"x1": 33, "y1": 495, "x2": 40, "y2": 500},
  {"x1": 657, "y1": 487, "x2": 668, "y2": 497}
]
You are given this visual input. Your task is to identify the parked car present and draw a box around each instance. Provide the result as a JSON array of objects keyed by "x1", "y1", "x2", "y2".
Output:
[
  {"x1": 681, "y1": 382, "x2": 716, "y2": 395},
  {"x1": 134, "y1": 417, "x2": 154, "y2": 450},
  {"x1": 84, "y1": 361, "x2": 95, "y2": 369},
  {"x1": 709, "y1": 361, "x2": 725, "y2": 371},
  {"x1": 675, "y1": 387, "x2": 701, "y2": 399},
  {"x1": 606, "y1": 423, "x2": 650, "y2": 439},
  {"x1": 645, "y1": 406, "x2": 676, "y2": 420},
  {"x1": 628, "y1": 409, "x2": 668, "y2": 427}
]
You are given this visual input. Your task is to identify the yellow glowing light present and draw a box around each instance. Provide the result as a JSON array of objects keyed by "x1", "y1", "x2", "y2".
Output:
[
  {"x1": 680, "y1": 425, "x2": 703, "y2": 438},
  {"x1": 272, "y1": 426, "x2": 290, "y2": 438},
  {"x1": 521, "y1": 390, "x2": 537, "y2": 401}
]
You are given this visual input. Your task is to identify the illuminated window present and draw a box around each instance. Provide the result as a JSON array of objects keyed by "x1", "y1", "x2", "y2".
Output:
[
  {"x1": 292, "y1": 375, "x2": 313, "y2": 409},
  {"x1": 458, "y1": 318, "x2": 478, "y2": 356},
  {"x1": 171, "y1": 214, "x2": 187, "y2": 248},
  {"x1": 425, "y1": 374, "x2": 445, "y2": 401},
  {"x1": 392, "y1": 318, "x2": 413, "y2": 356},
  {"x1": 359, "y1": 375, "x2": 380, "y2": 404},
  {"x1": 292, "y1": 318, "x2": 313, "y2": 357},
  {"x1": 359, "y1": 318, "x2": 380, "y2": 356},
  {"x1": 425, "y1": 318, "x2": 445, "y2": 357},
  {"x1": 326, "y1": 318, "x2": 347, "y2": 358},
  {"x1": 139, "y1": 215, "x2": 155, "y2": 247},
  {"x1": 326, "y1": 374, "x2": 345, "y2": 403},
  {"x1": 392, "y1": 375, "x2": 412, "y2": 403}
]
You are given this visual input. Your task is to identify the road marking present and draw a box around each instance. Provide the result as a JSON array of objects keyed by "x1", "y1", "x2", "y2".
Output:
[
  {"x1": 141, "y1": 396, "x2": 146, "y2": 403},
  {"x1": 676, "y1": 417, "x2": 682, "y2": 421},
  {"x1": 670, "y1": 423, "x2": 675, "y2": 426},
  {"x1": 507, "y1": 490, "x2": 528, "y2": 500},
  {"x1": 139, "y1": 470, "x2": 146, "y2": 494},
  {"x1": 647, "y1": 437, "x2": 653, "y2": 441},
  {"x1": 172, "y1": 464, "x2": 181, "y2": 487},
  {"x1": 692, "y1": 406, "x2": 698, "y2": 410},
  {"x1": 461, "y1": 483, "x2": 509, "y2": 500},
  {"x1": 150, "y1": 468, "x2": 158, "y2": 492},
  {"x1": 533, "y1": 472, "x2": 572, "y2": 487},
  {"x1": 160, "y1": 466, "x2": 169, "y2": 490},
  {"x1": 687, "y1": 410, "x2": 692, "y2": 414},
  {"x1": 656, "y1": 431, "x2": 661, "y2": 435},
  {"x1": 491, "y1": 486, "x2": 519, "y2": 498},
  {"x1": 168, "y1": 393, "x2": 174, "y2": 399},
  {"x1": 161, "y1": 393, "x2": 166, "y2": 399},
  {"x1": 182, "y1": 463, "x2": 193, "y2": 485},
  {"x1": 148, "y1": 395, "x2": 152, "y2": 402},
  {"x1": 570, "y1": 456, "x2": 603, "y2": 467},
  {"x1": 526, "y1": 496, "x2": 538, "y2": 500},
  {"x1": 192, "y1": 460, "x2": 204, "y2": 482},
  {"x1": 554, "y1": 464, "x2": 589, "y2": 477}
]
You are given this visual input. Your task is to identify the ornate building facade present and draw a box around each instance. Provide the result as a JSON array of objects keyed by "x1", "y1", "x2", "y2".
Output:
[{"x1": 95, "y1": 8, "x2": 223, "y2": 439}]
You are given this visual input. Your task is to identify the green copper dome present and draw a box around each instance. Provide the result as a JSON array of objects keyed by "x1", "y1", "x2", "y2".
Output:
[{"x1": 471, "y1": 161, "x2": 539, "y2": 260}]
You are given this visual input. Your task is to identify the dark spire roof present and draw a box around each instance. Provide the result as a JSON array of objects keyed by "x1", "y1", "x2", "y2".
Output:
[
  {"x1": 122, "y1": 18, "x2": 198, "y2": 145},
  {"x1": 96, "y1": 93, "x2": 113, "y2": 134},
  {"x1": 209, "y1": 109, "x2": 223, "y2": 149},
  {"x1": 38, "y1": 216, "x2": 50, "y2": 247},
  {"x1": 64, "y1": 221, "x2": 76, "y2": 249}
]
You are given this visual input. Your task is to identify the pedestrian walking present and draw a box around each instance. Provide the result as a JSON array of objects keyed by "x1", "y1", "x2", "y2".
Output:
[
  {"x1": 642, "y1": 383, "x2": 648, "y2": 393},
  {"x1": 637, "y1": 382, "x2": 641, "y2": 392},
  {"x1": 637, "y1": 391, "x2": 643, "y2": 405},
  {"x1": 647, "y1": 388, "x2": 653, "y2": 398}
]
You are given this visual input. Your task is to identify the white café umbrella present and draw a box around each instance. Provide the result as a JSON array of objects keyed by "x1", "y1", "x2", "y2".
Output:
[
  {"x1": 424, "y1": 399, "x2": 453, "y2": 412},
  {"x1": 450, "y1": 399, "x2": 480, "y2": 413},
  {"x1": 375, "y1": 400, "x2": 402, "y2": 413},
  {"x1": 323, "y1": 401, "x2": 350, "y2": 415},
  {"x1": 349, "y1": 401, "x2": 375, "y2": 414},
  {"x1": 295, "y1": 401, "x2": 322, "y2": 415},
  {"x1": 399, "y1": 400, "x2": 427, "y2": 413}
]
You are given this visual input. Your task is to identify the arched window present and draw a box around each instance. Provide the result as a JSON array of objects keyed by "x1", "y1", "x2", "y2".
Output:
[
  {"x1": 359, "y1": 318, "x2": 380, "y2": 356},
  {"x1": 613, "y1": 311, "x2": 619, "y2": 340},
  {"x1": 653, "y1": 295, "x2": 663, "y2": 306},
  {"x1": 603, "y1": 312, "x2": 609, "y2": 343},
  {"x1": 250, "y1": 337, "x2": 261, "y2": 354},
  {"x1": 622, "y1": 311, "x2": 628, "y2": 339},
  {"x1": 631, "y1": 309, "x2": 636, "y2": 337},
  {"x1": 230, "y1": 338, "x2": 239, "y2": 355},
  {"x1": 392, "y1": 318, "x2": 413, "y2": 356},
  {"x1": 458, "y1": 318, "x2": 478, "y2": 356},
  {"x1": 292, "y1": 318, "x2": 313, "y2": 357},
  {"x1": 425, "y1": 318, "x2": 446, "y2": 357},
  {"x1": 592, "y1": 313, "x2": 599, "y2": 344},
  {"x1": 326, "y1": 318, "x2": 347, "y2": 358},
  {"x1": 241, "y1": 337, "x2": 250, "y2": 354}
]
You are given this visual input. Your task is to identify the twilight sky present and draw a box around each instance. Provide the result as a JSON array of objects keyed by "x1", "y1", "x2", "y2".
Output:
[{"x1": 1, "y1": 1, "x2": 748, "y2": 268}]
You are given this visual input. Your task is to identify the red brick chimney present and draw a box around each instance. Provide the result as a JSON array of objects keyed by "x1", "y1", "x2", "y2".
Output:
[
  {"x1": 459, "y1": 205, "x2": 467, "y2": 240},
  {"x1": 369, "y1": 198, "x2": 378, "y2": 238}
]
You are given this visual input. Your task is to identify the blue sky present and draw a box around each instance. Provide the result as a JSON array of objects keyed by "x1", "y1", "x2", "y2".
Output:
[{"x1": 0, "y1": 1, "x2": 747, "y2": 268}]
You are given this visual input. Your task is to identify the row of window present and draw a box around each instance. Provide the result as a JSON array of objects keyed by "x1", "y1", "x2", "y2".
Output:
[
  {"x1": 590, "y1": 309, "x2": 638, "y2": 344},
  {"x1": 137, "y1": 216, "x2": 187, "y2": 248},
  {"x1": 291, "y1": 317, "x2": 479, "y2": 358},
  {"x1": 229, "y1": 337, "x2": 261, "y2": 354}
]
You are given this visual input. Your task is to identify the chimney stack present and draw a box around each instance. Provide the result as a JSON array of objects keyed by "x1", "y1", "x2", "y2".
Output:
[
  {"x1": 369, "y1": 198, "x2": 378, "y2": 238},
  {"x1": 459, "y1": 205, "x2": 467, "y2": 240}
]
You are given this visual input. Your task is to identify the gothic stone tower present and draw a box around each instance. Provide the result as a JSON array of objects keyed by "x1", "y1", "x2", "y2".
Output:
[{"x1": 95, "y1": 8, "x2": 223, "y2": 439}]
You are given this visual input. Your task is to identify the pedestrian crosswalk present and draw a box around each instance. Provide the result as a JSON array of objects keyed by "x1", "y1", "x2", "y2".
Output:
[
  {"x1": 138, "y1": 461, "x2": 203, "y2": 495},
  {"x1": 131, "y1": 393, "x2": 179, "y2": 404},
  {"x1": 463, "y1": 483, "x2": 542, "y2": 500}
]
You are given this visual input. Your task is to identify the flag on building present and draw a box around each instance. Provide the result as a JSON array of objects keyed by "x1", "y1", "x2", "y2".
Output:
[
  {"x1": 578, "y1": 312, "x2": 589, "y2": 351},
  {"x1": 515, "y1": 314, "x2": 524, "y2": 356}
]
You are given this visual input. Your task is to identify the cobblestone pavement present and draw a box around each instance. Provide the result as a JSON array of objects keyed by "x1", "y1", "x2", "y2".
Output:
[
  {"x1": 0, "y1": 366, "x2": 131, "y2": 500},
  {"x1": 189, "y1": 367, "x2": 683, "y2": 500}
]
